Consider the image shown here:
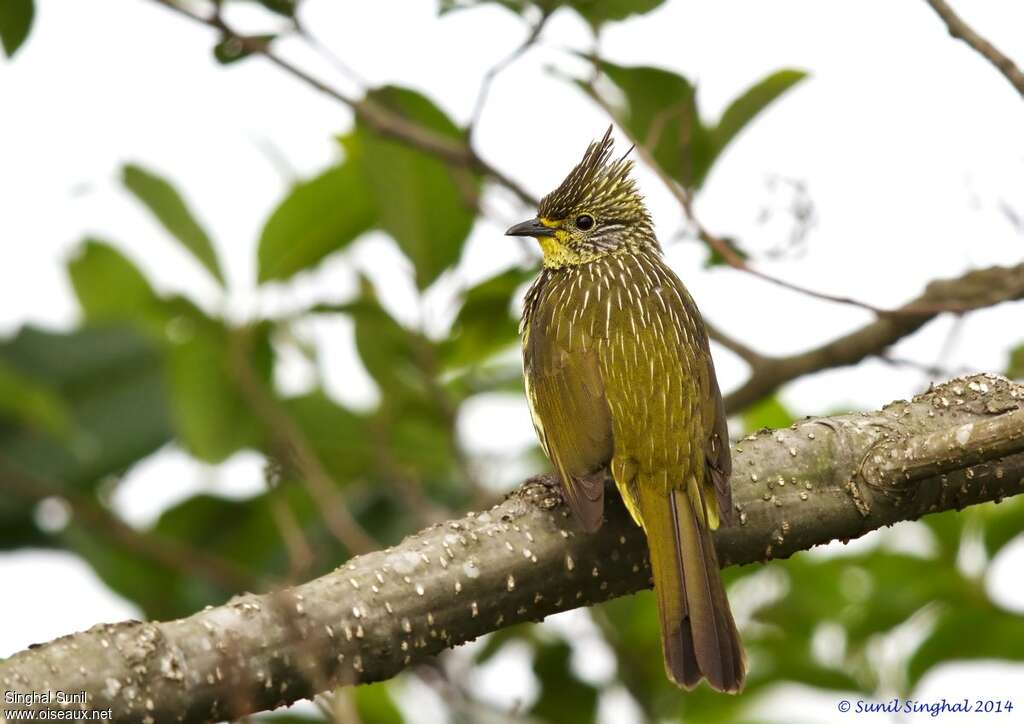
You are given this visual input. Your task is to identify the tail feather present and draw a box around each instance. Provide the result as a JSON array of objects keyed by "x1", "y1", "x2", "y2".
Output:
[{"x1": 637, "y1": 480, "x2": 746, "y2": 693}]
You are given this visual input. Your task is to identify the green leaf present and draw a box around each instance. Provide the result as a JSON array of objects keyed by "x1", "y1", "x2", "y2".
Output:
[
  {"x1": 257, "y1": 163, "x2": 376, "y2": 282},
  {"x1": 354, "y1": 683, "x2": 404, "y2": 724},
  {"x1": 1008, "y1": 344, "x2": 1024, "y2": 379},
  {"x1": 0, "y1": 325, "x2": 173, "y2": 549},
  {"x1": 439, "y1": 0, "x2": 665, "y2": 24},
  {"x1": 65, "y1": 489, "x2": 289, "y2": 620},
  {"x1": 581, "y1": 62, "x2": 805, "y2": 189},
  {"x1": 909, "y1": 606, "x2": 1024, "y2": 686},
  {"x1": 284, "y1": 391, "x2": 374, "y2": 482},
  {"x1": 343, "y1": 278, "x2": 430, "y2": 396},
  {"x1": 439, "y1": 266, "x2": 535, "y2": 369},
  {"x1": 977, "y1": 496, "x2": 1024, "y2": 557},
  {"x1": 742, "y1": 395, "x2": 794, "y2": 434},
  {"x1": 67, "y1": 239, "x2": 163, "y2": 331},
  {"x1": 167, "y1": 318, "x2": 271, "y2": 462},
  {"x1": 586, "y1": 60, "x2": 714, "y2": 189},
  {"x1": 337, "y1": 279, "x2": 465, "y2": 492},
  {"x1": 0, "y1": 360, "x2": 71, "y2": 437},
  {"x1": 0, "y1": 0, "x2": 33, "y2": 58},
  {"x1": 530, "y1": 641, "x2": 599, "y2": 724},
  {"x1": 121, "y1": 164, "x2": 225, "y2": 286},
  {"x1": 567, "y1": 0, "x2": 666, "y2": 24},
  {"x1": 352, "y1": 86, "x2": 478, "y2": 289},
  {"x1": 713, "y1": 69, "x2": 807, "y2": 161},
  {"x1": 256, "y1": 0, "x2": 296, "y2": 16}
]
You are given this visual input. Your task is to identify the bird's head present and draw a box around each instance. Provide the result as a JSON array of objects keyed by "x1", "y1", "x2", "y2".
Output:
[{"x1": 506, "y1": 127, "x2": 655, "y2": 268}]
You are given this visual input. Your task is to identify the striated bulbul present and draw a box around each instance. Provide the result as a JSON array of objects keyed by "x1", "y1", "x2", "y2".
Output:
[{"x1": 506, "y1": 128, "x2": 746, "y2": 692}]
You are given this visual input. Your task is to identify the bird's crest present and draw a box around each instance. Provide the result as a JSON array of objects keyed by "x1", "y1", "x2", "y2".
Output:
[{"x1": 538, "y1": 127, "x2": 640, "y2": 220}]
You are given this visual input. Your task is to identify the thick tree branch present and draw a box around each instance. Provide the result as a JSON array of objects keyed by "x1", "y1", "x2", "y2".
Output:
[
  {"x1": 723, "y1": 262, "x2": 1024, "y2": 413},
  {"x1": 2, "y1": 374, "x2": 1023, "y2": 722},
  {"x1": 923, "y1": 0, "x2": 1024, "y2": 99}
]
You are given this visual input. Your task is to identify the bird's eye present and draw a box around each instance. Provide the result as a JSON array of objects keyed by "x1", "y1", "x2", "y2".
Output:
[{"x1": 575, "y1": 214, "x2": 594, "y2": 230}]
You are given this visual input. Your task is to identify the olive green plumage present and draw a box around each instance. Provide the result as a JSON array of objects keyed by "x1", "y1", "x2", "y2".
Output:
[{"x1": 507, "y1": 128, "x2": 746, "y2": 693}]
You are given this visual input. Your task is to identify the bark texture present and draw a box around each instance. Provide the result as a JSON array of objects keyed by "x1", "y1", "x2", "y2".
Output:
[{"x1": 2, "y1": 374, "x2": 1023, "y2": 723}]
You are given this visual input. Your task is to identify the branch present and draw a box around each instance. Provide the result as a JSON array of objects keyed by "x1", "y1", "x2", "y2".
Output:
[
  {"x1": 467, "y1": 9, "x2": 551, "y2": 139},
  {"x1": 723, "y1": 262, "x2": 1024, "y2": 413},
  {"x1": 149, "y1": 0, "x2": 538, "y2": 207},
  {"x1": 3, "y1": 374, "x2": 1024, "y2": 722},
  {"x1": 923, "y1": 0, "x2": 1024, "y2": 99},
  {"x1": 0, "y1": 462, "x2": 261, "y2": 594}
]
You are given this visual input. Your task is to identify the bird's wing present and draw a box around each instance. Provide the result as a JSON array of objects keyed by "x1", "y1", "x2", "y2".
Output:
[
  {"x1": 523, "y1": 278, "x2": 614, "y2": 533},
  {"x1": 704, "y1": 360, "x2": 733, "y2": 525}
]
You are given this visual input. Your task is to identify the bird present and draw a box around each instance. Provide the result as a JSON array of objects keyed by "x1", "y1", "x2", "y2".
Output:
[{"x1": 506, "y1": 127, "x2": 746, "y2": 693}]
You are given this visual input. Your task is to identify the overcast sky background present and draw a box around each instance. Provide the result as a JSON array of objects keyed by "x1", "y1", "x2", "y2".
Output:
[{"x1": 1, "y1": 0, "x2": 1023, "y2": 722}]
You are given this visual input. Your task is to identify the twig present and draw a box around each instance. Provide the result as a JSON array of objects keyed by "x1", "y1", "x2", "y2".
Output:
[
  {"x1": 723, "y1": 262, "x2": 1024, "y2": 413},
  {"x1": 581, "y1": 77, "x2": 984, "y2": 318},
  {"x1": 148, "y1": 0, "x2": 537, "y2": 207},
  {"x1": 923, "y1": 0, "x2": 1024, "y2": 99},
  {"x1": 467, "y1": 9, "x2": 551, "y2": 140},
  {"x1": 878, "y1": 354, "x2": 976, "y2": 380},
  {"x1": 291, "y1": 16, "x2": 368, "y2": 88},
  {"x1": 705, "y1": 320, "x2": 766, "y2": 366},
  {"x1": 230, "y1": 328, "x2": 378, "y2": 555},
  {"x1": 0, "y1": 459, "x2": 261, "y2": 593}
]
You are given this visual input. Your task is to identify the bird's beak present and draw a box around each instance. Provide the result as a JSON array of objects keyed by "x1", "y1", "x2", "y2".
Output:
[{"x1": 505, "y1": 218, "x2": 556, "y2": 238}]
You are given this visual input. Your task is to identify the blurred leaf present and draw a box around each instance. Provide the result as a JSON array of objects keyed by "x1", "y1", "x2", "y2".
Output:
[
  {"x1": 439, "y1": 0, "x2": 665, "y2": 24},
  {"x1": 583, "y1": 60, "x2": 711, "y2": 189},
  {"x1": 68, "y1": 239, "x2": 164, "y2": 332},
  {"x1": 354, "y1": 682, "x2": 404, "y2": 724},
  {"x1": 351, "y1": 86, "x2": 478, "y2": 289},
  {"x1": 713, "y1": 69, "x2": 807, "y2": 162},
  {"x1": 440, "y1": 266, "x2": 535, "y2": 369},
  {"x1": 0, "y1": 360, "x2": 71, "y2": 437},
  {"x1": 284, "y1": 391, "x2": 374, "y2": 481},
  {"x1": 166, "y1": 317, "x2": 271, "y2": 462},
  {"x1": 0, "y1": 325, "x2": 173, "y2": 549},
  {"x1": 0, "y1": 0, "x2": 33, "y2": 58},
  {"x1": 581, "y1": 61, "x2": 804, "y2": 189},
  {"x1": 344, "y1": 278, "x2": 430, "y2": 396},
  {"x1": 920, "y1": 508, "x2": 964, "y2": 562},
  {"x1": 122, "y1": 164, "x2": 225, "y2": 286},
  {"x1": 257, "y1": 163, "x2": 375, "y2": 282},
  {"x1": 530, "y1": 641, "x2": 598, "y2": 724},
  {"x1": 908, "y1": 606, "x2": 1024, "y2": 686},
  {"x1": 65, "y1": 489, "x2": 288, "y2": 620},
  {"x1": 977, "y1": 495, "x2": 1024, "y2": 558},
  {"x1": 1008, "y1": 344, "x2": 1024, "y2": 379},
  {"x1": 340, "y1": 279, "x2": 463, "y2": 493},
  {"x1": 213, "y1": 34, "x2": 275, "y2": 65},
  {"x1": 742, "y1": 395, "x2": 794, "y2": 434},
  {"x1": 256, "y1": 0, "x2": 297, "y2": 16}
]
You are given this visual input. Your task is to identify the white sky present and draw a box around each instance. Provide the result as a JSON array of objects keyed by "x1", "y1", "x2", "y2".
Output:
[{"x1": 1, "y1": 0, "x2": 1023, "y2": 721}]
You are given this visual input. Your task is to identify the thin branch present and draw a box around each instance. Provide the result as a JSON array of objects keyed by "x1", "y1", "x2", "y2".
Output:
[
  {"x1": 3, "y1": 375, "x2": 1023, "y2": 722},
  {"x1": 723, "y1": 262, "x2": 1024, "y2": 413},
  {"x1": 582, "y1": 77, "x2": 987, "y2": 318},
  {"x1": 148, "y1": 0, "x2": 537, "y2": 207},
  {"x1": 291, "y1": 16, "x2": 369, "y2": 88},
  {"x1": 230, "y1": 329, "x2": 378, "y2": 555},
  {"x1": 467, "y1": 9, "x2": 551, "y2": 140},
  {"x1": 705, "y1": 319, "x2": 766, "y2": 366},
  {"x1": 0, "y1": 460, "x2": 262, "y2": 593},
  {"x1": 923, "y1": 0, "x2": 1024, "y2": 99}
]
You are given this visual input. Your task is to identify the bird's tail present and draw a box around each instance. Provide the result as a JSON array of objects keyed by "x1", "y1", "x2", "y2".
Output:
[{"x1": 636, "y1": 479, "x2": 746, "y2": 693}]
